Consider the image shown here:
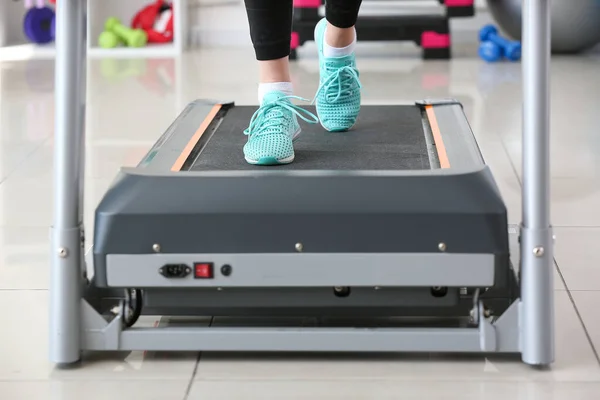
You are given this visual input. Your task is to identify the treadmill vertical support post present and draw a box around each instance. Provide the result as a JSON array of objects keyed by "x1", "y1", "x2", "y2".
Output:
[
  {"x1": 520, "y1": 0, "x2": 554, "y2": 366},
  {"x1": 50, "y1": 0, "x2": 87, "y2": 365}
]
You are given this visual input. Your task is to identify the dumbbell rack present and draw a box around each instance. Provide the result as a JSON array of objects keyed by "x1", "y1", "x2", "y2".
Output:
[
  {"x1": 0, "y1": 0, "x2": 187, "y2": 61},
  {"x1": 291, "y1": 0, "x2": 475, "y2": 60}
]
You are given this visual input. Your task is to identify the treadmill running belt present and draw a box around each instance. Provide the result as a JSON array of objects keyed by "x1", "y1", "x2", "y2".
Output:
[{"x1": 188, "y1": 105, "x2": 431, "y2": 171}]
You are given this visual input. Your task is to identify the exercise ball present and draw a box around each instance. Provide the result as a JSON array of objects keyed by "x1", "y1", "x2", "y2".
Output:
[{"x1": 486, "y1": 0, "x2": 600, "y2": 53}]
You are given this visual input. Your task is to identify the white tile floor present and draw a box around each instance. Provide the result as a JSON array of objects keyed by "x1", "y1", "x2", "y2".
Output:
[{"x1": 1, "y1": 44, "x2": 600, "y2": 399}]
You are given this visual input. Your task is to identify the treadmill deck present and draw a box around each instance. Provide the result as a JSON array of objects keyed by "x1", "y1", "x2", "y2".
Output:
[{"x1": 190, "y1": 105, "x2": 433, "y2": 171}]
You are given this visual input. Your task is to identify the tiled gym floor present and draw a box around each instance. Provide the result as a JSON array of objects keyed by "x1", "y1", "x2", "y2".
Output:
[{"x1": 1, "y1": 44, "x2": 600, "y2": 399}]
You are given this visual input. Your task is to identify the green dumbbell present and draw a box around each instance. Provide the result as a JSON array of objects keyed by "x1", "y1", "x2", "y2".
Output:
[
  {"x1": 98, "y1": 31, "x2": 124, "y2": 49},
  {"x1": 104, "y1": 17, "x2": 147, "y2": 48}
]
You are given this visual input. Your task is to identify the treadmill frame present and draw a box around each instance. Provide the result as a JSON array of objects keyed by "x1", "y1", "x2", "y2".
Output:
[{"x1": 50, "y1": 0, "x2": 554, "y2": 366}]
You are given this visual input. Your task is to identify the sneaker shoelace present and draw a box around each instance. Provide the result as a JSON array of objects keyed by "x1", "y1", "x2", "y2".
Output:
[
  {"x1": 314, "y1": 63, "x2": 362, "y2": 104},
  {"x1": 243, "y1": 96, "x2": 319, "y2": 138}
]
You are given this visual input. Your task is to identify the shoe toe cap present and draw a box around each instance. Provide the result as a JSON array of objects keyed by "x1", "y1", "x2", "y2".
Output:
[
  {"x1": 244, "y1": 135, "x2": 294, "y2": 162},
  {"x1": 319, "y1": 113, "x2": 358, "y2": 132}
]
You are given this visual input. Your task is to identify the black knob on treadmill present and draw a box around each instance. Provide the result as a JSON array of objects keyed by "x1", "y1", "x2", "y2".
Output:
[{"x1": 221, "y1": 264, "x2": 232, "y2": 276}]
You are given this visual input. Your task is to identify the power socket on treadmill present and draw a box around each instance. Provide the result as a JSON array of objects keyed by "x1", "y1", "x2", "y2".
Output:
[{"x1": 159, "y1": 264, "x2": 191, "y2": 278}]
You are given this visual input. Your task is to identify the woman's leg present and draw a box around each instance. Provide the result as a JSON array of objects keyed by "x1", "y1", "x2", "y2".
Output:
[
  {"x1": 244, "y1": 0, "x2": 293, "y2": 101},
  {"x1": 242, "y1": 0, "x2": 317, "y2": 165},
  {"x1": 314, "y1": 0, "x2": 363, "y2": 132},
  {"x1": 325, "y1": 0, "x2": 362, "y2": 48}
]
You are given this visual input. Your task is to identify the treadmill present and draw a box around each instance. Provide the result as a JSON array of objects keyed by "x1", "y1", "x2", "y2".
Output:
[
  {"x1": 50, "y1": 0, "x2": 554, "y2": 367},
  {"x1": 93, "y1": 100, "x2": 517, "y2": 321}
]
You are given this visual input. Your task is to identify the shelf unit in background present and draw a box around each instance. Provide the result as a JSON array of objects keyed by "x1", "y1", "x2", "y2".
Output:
[{"x1": 0, "y1": 0, "x2": 188, "y2": 61}]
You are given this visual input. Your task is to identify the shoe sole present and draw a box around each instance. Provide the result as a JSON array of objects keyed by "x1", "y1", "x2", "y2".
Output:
[
  {"x1": 244, "y1": 127, "x2": 301, "y2": 166},
  {"x1": 245, "y1": 155, "x2": 295, "y2": 165}
]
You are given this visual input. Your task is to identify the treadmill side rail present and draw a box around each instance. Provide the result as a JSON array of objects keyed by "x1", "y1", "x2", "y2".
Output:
[
  {"x1": 137, "y1": 100, "x2": 233, "y2": 172},
  {"x1": 419, "y1": 100, "x2": 486, "y2": 170},
  {"x1": 430, "y1": 103, "x2": 485, "y2": 168}
]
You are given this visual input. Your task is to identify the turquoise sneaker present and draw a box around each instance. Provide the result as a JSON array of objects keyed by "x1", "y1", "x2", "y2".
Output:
[
  {"x1": 313, "y1": 18, "x2": 362, "y2": 132},
  {"x1": 243, "y1": 91, "x2": 318, "y2": 165}
]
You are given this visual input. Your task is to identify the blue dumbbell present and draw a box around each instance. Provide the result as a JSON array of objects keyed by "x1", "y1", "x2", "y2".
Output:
[
  {"x1": 479, "y1": 24, "x2": 521, "y2": 62},
  {"x1": 478, "y1": 41, "x2": 502, "y2": 62}
]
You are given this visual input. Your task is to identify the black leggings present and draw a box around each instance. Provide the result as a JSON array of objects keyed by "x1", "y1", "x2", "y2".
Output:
[{"x1": 244, "y1": 0, "x2": 362, "y2": 61}]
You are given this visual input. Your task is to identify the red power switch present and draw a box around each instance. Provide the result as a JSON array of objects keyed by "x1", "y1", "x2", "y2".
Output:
[{"x1": 194, "y1": 263, "x2": 213, "y2": 279}]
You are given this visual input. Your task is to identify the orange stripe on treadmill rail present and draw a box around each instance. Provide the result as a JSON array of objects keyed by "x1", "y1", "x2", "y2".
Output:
[
  {"x1": 171, "y1": 104, "x2": 222, "y2": 171},
  {"x1": 425, "y1": 105, "x2": 450, "y2": 169}
]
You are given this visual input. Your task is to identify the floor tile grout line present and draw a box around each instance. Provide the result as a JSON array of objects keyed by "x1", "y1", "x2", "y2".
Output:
[
  {"x1": 556, "y1": 259, "x2": 600, "y2": 366},
  {"x1": 565, "y1": 288, "x2": 600, "y2": 366},
  {"x1": 182, "y1": 352, "x2": 202, "y2": 400},
  {"x1": 553, "y1": 226, "x2": 600, "y2": 229},
  {"x1": 182, "y1": 316, "x2": 214, "y2": 400},
  {"x1": 0, "y1": 137, "x2": 52, "y2": 186}
]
